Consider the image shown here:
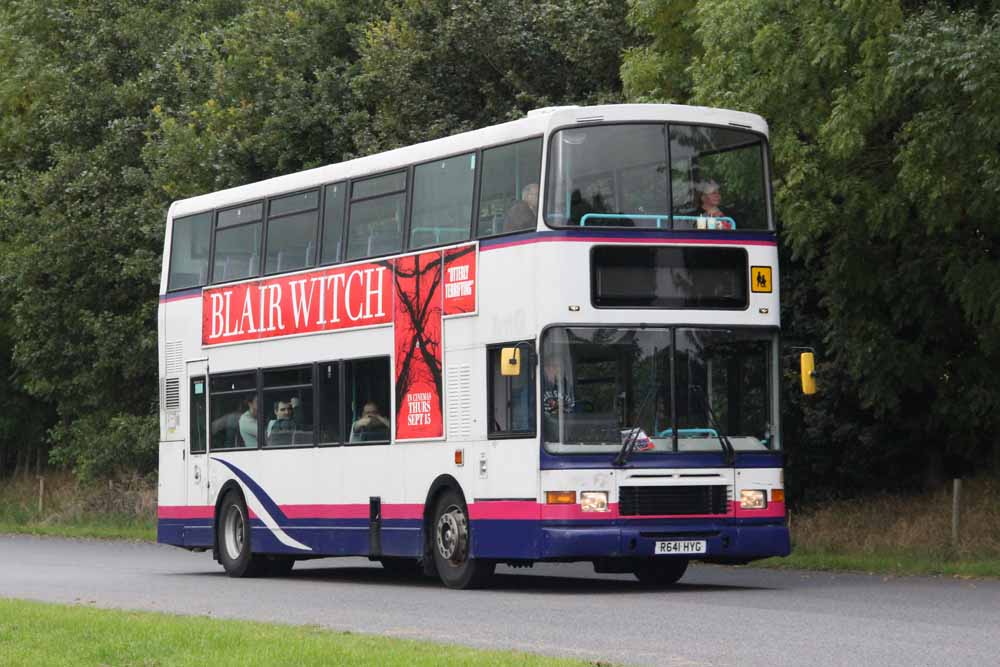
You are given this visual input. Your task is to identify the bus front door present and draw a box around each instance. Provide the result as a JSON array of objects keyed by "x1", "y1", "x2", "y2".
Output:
[{"x1": 185, "y1": 360, "x2": 211, "y2": 546}]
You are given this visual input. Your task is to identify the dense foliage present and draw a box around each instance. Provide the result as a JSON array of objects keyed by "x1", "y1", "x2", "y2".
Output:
[{"x1": 0, "y1": 0, "x2": 996, "y2": 494}]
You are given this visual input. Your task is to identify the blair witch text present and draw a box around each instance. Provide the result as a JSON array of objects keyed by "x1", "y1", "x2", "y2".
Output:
[{"x1": 202, "y1": 263, "x2": 392, "y2": 345}]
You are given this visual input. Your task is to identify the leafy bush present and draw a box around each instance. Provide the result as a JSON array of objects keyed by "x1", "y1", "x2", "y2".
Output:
[{"x1": 48, "y1": 412, "x2": 158, "y2": 481}]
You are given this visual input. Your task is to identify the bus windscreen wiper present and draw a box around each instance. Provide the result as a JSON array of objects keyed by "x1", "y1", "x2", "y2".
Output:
[
  {"x1": 691, "y1": 386, "x2": 735, "y2": 466},
  {"x1": 614, "y1": 386, "x2": 657, "y2": 466}
]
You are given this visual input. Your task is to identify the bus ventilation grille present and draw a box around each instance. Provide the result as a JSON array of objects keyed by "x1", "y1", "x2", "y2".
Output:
[{"x1": 618, "y1": 485, "x2": 729, "y2": 516}]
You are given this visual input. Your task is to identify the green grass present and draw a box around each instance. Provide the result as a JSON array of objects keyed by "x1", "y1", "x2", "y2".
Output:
[
  {"x1": 0, "y1": 518, "x2": 154, "y2": 541},
  {"x1": 0, "y1": 472, "x2": 156, "y2": 541},
  {"x1": 756, "y1": 548, "x2": 1000, "y2": 579},
  {"x1": 0, "y1": 598, "x2": 602, "y2": 667}
]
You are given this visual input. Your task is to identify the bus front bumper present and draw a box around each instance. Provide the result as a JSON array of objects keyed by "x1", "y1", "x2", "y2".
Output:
[{"x1": 536, "y1": 519, "x2": 790, "y2": 562}]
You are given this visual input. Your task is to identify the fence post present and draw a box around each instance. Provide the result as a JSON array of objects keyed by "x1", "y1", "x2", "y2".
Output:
[
  {"x1": 37, "y1": 476, "x2": 44, "y2": 514},
  {"x1": 951, "y1": 478, "x2": 962, "y2": 548}
]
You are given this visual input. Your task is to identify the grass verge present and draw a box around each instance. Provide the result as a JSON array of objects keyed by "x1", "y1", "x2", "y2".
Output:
[
  {"x1": 0, "y1": 598, "x2": 600, "y2": 667},
  {"x1": 0, "y1": 472, "x2": 155, "y2": 541},
  {"x1": 755, "y1": 476, "x2": 1000, "y2": 578}
]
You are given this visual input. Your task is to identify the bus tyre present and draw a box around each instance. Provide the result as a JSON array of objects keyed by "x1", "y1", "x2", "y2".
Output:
[
  {"x1": 218, "y1": 490, "x2": 267, "y2": 578},
  {"x1": 633, "y1": 558, "x2": 689, "y2": 586},
  {"x1": 432, "y1": 490, "x2": 495, "y2": 589}
]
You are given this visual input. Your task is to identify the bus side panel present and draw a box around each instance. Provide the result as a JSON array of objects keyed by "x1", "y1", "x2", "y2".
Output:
[{"x1": 157, "y1": 440, "x2": 187, "y2": 546}]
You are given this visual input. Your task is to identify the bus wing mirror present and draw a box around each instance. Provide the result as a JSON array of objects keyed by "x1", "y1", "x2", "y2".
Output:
[
  {"x1": 500, "y1": 348, "x2": 521, "y2": 376},
  {"x1": 800, "y1": 352, "x2": 817, "y2": 395}
]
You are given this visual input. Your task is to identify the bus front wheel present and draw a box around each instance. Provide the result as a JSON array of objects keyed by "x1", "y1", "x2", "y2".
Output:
[
  {"x1": 218, "y1": 490, "x2": 268, "y2": 578},
  {"x1": 432, "y1": 490, "x2": 495, "y2": 589}
]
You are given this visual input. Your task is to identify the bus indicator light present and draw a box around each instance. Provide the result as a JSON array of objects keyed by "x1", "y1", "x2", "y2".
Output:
[
  {"x1": 454, "y1": 449, "x2": 464, "y2": 466},
  {"x1": 771, "y1": 489, "x2": 784, "y2": 503},
  {"x1": 546, "y1": 491, "x2": 577, "y2": 505}
]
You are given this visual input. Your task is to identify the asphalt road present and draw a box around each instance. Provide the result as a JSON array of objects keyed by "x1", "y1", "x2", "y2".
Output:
[{"x1": 1, "y1": 534, "x2": 998, "y2": 666}]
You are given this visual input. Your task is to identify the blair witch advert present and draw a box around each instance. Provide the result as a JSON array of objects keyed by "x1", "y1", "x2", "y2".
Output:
[
  {"x1": 200, "y1": 243, "x2": 478, "y2": 441},
  {"x1": 394, "y1": 251, "x2": 444, "y2": 439}
]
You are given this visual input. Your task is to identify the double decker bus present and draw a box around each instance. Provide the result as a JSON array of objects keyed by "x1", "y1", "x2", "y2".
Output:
[{"x1": 158, "y1": 104, "x2": 803, "y2": 589}]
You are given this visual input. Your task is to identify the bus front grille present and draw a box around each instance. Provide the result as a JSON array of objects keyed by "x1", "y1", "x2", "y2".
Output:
[{"x1": 618, "y1": 485, "x2": 729, "y2": 516}]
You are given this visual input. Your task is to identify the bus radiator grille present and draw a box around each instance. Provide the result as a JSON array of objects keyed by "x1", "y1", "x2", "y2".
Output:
[{"x1": 618, "y1": 485, "x2": 729, "y2": 516}]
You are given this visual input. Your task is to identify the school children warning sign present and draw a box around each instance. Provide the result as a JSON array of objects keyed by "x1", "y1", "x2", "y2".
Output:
[{"x1": 200, "y1": 243, "x2": 478, "y2": 441}]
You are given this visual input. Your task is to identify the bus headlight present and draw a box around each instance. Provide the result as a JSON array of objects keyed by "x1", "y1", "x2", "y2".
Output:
[
  {"x1": 580, "y1": 491, "x2": 609, "y2": 512},
  {"x1": 740, "y1": 489, "x2": 767, "y2": 509}
]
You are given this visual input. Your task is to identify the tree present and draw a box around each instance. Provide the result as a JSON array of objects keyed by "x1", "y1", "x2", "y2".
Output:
[
  {"x1": 0, "y1": 0, "x2": 383, "y2": 478},
  {"x1": 624, "y1": 0, "x2": 1000, "y2": 489},
  {"x1": 621, "y1": 0, "x2": 700, "y2": 102},
  {"x1": 0, "y1": 0, "x2": 198, "y2": 478},
  {"x1": 353, "y1": 0, "x2": 634, "y2": 151}
]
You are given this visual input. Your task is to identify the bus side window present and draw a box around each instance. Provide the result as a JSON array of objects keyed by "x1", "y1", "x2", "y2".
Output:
[
  {"x1": 320, "y1": 182, "x2": 347, "y2": 265},
  {"x1": 167, "y1": 212, "x2": 211, "y2": 291},
  {"x1": 477, "y1": 138, "x2": 542, "y2": 238},
  {"x1": 317, "y1": 362, "x2": 342, "y2": 444},
  {"x1": 209, "y1": 372, "x2": 258, "y2": 450},
  {"x1": 409, "y1": 153, "x2": 475, "y2": 250},
  {"x1": 346, "y1": 172, "x2": 406, "y2": 261},
  {"x1": 487, "y1": 342, "x2": 536, "y2": 438},
  {"x1": 190, "y1": 377, "x2": 207, "y2": 454},
  {"x1": 345, "y1": 357, "x2": 392, "y2": 444},
  {"x1": 264, "y1": 190, "x2": 319, "y2": 275},
  {"x1": 261, "y1": 366, "x2": 314, "y2": 447},
  {"x1": 213, "y1": 202, "x2": 263, "y2": 283}
]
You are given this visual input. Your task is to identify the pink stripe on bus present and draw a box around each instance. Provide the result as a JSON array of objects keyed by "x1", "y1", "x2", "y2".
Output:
[
  {"x1": 468, "y1": 501, "x2": 540, "y2": 520},
  {"x1": 158, "y1": 505, "x2": 214, "y2": 519},
  {"x1": 158, "y1": 500, "x2": 785, "y2": 522},
  {"x1": 277, "y1": 503, "x2": 424, "y2": 520},
  {"x1": 483, "y1": 235, "x2": 777, "y2": 252}
]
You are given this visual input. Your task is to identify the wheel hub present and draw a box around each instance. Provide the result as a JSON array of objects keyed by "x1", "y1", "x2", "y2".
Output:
[
  {"x1": 435, "y1": 506, "x2": 469, "y2": 565},
  {"x1": 224, "y1": 505, "x2": 245, "y2": 560}
]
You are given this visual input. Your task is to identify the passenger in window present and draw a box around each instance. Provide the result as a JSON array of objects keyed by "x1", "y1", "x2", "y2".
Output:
[
  {"x1": 541, "y1": 357, "x2": 575, "y2": 416},
  {"x1": 267, "y1": 398, "x2": 298, "y2": 443},
  {"x1": 210, "y1": 410, "x2": 240, "y2": 448},
  {"x1": 350, "y1": 401, "x2": 391, "y2": 442},
  {"x1": 695, "y1": 180, "x2": 735, "y2": 230},
  {"x1": 239, "y1": 394, "x2": 258, "y2": 447},
  {"x1": 504, "y1": 183, "x2": 539, "y2": 233}
]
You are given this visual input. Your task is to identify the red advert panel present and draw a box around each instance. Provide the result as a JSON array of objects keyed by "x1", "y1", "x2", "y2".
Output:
[
  {"x1": 394, "y1": 251, "x2": 444, "y2": 440},
  {"x1": 202, "y1": 262, "x2": 393, "y2": 346},
  {"x1": 443, "y1": 243, "x2": 477, "y2": 316}
]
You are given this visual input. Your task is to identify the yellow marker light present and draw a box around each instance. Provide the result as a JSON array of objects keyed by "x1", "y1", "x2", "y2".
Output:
[
  {"x1": 771, "y1": 489, "x2": 785, "y2": 503},
  {"x1": 580, "y1": 491, "x2": 609, "y2": 512},
  {"x1": 454, "y1": 449, "x2": 464, "y2": 466},
  {"x1": 800, "y1": 352, "x2": 817, "y2": 395},
  {"x1": 546, "y1": 490, "x2": 577, "y2": 505},
  {"x1": 740, "y1": 489, "x2": 767, "y2": 510}
]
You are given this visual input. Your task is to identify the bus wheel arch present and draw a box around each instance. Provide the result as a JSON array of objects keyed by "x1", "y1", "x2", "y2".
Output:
[
  {"x1": 212, "y1": 480, "x2": 244, "y2": 562},
  {"x1": 214, "y1": 484, "x2": 269, "y2": 578},
  {"x1": 421, "y1": 475, "x2": 461, "y2": 575},
  {"x1": 423, "y1": 478, "x2": 495, "y2": 589}
]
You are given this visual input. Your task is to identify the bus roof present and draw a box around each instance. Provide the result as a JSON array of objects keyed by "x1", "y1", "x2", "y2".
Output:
[{"x1": 167, "y1": 104, "x2": 767, "y2": 221}]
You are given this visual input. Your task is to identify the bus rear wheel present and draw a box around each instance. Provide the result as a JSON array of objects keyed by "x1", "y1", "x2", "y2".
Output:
[
  {"x1": 218, "y1": 490, "x2": 267, "y2": 578},
  {"x1": 633, "y1": 558, "x2": 689, "y2": 586},
  {"x1": 432, "y1": 490, "x2": 494, "y2": 589}
]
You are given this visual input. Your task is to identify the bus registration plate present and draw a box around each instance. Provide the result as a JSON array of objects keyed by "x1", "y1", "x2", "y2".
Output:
[{"x1": 654, "y1": 540, "x2": 706, "y2": 555}]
